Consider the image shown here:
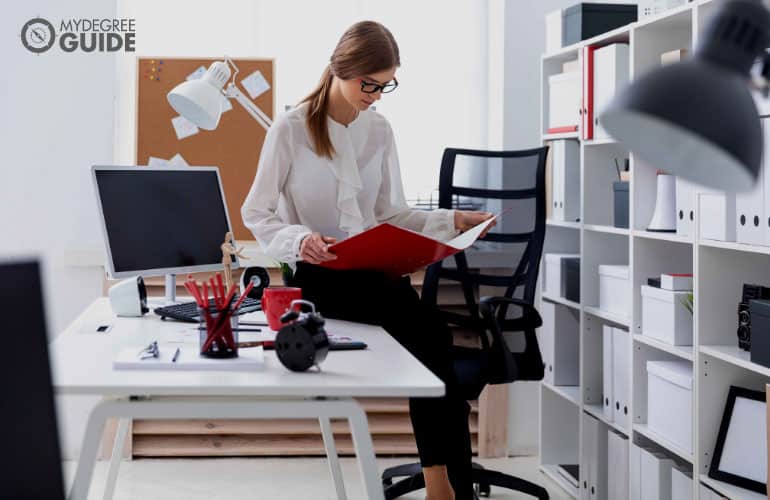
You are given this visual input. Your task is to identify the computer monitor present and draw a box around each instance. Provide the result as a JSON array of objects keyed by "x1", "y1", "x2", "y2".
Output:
[
  {"x1": 0, "y1": 260, "x2": 66, "y2": 499},
  {"x1": 92, "y1": 166, "x2": 240, "y2": 286}
]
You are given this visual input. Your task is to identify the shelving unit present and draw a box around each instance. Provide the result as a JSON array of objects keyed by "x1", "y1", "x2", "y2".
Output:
[{"x1": 538, "y1": 1, "x2": 770, "y2": 499}]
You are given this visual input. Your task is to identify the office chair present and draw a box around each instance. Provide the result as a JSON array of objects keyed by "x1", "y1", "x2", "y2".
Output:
[
  {"x1": 381, "y1": 147, "x2": 550, "y2": 499},
  {"x1": 0, "y1": 261, "x2": 67, "y2": 499}
]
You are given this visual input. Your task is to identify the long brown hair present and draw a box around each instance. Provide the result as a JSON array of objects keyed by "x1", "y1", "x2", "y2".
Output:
[{"x1": 301, "y1": 21, "x2": 400, "y2": 159}]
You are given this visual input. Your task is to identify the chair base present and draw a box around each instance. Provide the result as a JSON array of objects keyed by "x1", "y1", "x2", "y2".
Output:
[{"x1": 382, "y1": 461, "x2": 549, "y2": 500}]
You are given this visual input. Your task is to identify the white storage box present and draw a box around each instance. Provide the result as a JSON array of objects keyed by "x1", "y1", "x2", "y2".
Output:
[
  {"x1": 544, "y1": 253, "x2": 579, "y2": 298},
  {"x1": 540, "y1": 301, "x2": 580, "y2": 386},
  {"x1": 548, "y1": 72, "x2": 581, "y2": 132},
  {"x1": 699, "y1": 191, "x2": 736, "y2": 242},
  {"x1": 670, "y1": 466, "x2": 692, "y2": 500},
  {"x1": 545, "y1": 9, "x2": 562, "y2": 53},
  {"x1": 599, "y1": 265, "x2": 630, "y2": 318},
  {"x1": 641, "y1": 285, "x2": 693, "y2": 346},
  {"x1": 647, "y1": 360, "x2": 693, "y2": 454}
]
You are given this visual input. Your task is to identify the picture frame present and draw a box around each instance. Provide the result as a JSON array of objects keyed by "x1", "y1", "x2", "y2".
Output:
[{"x1": 708, "y1": 385, "x2": 767, "y2": 494}]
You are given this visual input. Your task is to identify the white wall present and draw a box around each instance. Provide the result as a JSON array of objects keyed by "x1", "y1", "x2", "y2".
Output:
[
  {"x1": 1, "y1": 0, "x2": 117, "y2": 459},
  {"x1": 115, "y1": 0, "x2": 489, "y2": 200}
]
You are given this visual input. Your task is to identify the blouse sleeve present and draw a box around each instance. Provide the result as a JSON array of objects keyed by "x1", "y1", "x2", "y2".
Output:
[
  {"x1": 373, "y1": 122, "x2": 459, "y2": 241},
  {"x1": 241, "y1": 116, "x2": 312, "y2": 263}
]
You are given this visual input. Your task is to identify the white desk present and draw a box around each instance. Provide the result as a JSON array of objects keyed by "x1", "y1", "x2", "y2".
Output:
[{"x1": 51, "y1": 298, "x2": 444, "y2": 500}]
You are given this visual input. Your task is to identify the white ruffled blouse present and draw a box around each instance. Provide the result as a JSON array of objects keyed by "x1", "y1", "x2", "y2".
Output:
[{"x1": 241, "y1": 103, "x2": 458, "y2": 264}]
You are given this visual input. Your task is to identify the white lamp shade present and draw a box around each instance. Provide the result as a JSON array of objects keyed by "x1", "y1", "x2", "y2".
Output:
[{"x1": 167, "y1": 78, "x2": 224, "y2": 131}]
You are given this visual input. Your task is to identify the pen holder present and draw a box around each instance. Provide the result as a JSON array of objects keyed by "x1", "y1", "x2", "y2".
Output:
[{"x1": 198, "y1": 306, "x2": 239, "y2": 358}]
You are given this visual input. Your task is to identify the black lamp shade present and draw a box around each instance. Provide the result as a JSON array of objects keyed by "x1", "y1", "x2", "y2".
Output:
[
  {"x1": 601, "y1": 0, "x2": 770, "y2": 193},
  {"x1": 601, "y1": 59, "x2": 761, "y2": 192}
]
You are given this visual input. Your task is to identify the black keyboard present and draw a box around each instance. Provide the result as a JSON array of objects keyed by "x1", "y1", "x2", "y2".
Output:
[{"x1": 154, "y1": 297, "x2": 261, "y2": 323}]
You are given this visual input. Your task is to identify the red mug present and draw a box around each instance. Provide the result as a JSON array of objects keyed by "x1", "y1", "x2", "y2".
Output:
[{"x1": 262, "y1": 287, "x2": 302, "y2": 331}]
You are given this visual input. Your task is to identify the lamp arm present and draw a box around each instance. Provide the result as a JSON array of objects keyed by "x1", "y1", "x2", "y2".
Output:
[{"x1": 225, "y1": 83, "x2": 273, "y2": 131}]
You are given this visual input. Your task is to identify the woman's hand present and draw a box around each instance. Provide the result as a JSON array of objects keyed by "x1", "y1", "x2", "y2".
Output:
[
  {"x1": 454, "y1": 210, "x2": 497, "y2": 238},
  {"x1": 300, "y1": 233, "x2": 338, "y2": 264}
]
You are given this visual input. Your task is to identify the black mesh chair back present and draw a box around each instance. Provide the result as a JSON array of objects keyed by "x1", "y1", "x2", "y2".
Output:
[{"x1": 421, "y1": 147, "x2": 548, "y2": 388}]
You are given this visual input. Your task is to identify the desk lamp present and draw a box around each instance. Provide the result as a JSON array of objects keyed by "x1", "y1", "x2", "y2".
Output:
[
  {"x1": 167, "y1": 57, "x2": 272, "y2": 131},
  {"x1": 601, "y1": 0, "x2": 770, "y2": 192}
]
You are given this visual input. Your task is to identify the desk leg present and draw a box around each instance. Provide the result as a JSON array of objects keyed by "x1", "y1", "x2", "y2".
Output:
[
  {"x1": 68, "y1": 400, "x2": 111, "y2": 500},
  {"x1": 319, "y1": 417, "x2": 347, "y2": 500},
  {"x1": 345, "y1": 403, "x2": 384, "y2": 500},
  {"x1": 102, "y1": 418, "x2": 130, "y2": 500}
]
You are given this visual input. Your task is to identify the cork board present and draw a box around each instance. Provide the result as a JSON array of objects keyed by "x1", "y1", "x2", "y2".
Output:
[{"x1": 136, "y1": 57, "x2": 274, "y2": 240}]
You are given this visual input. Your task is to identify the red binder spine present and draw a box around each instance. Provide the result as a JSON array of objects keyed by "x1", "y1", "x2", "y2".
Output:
[{"x1": 582, "y1": 45, "x2": 596, "y2": 140}]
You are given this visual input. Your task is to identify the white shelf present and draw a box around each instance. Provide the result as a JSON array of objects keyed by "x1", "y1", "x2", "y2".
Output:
[
  {"x1": 542, "y1": 293, "x2": 581, "y2": 311},
  {"x1": 699, "y1": 475, "x2": 766, "y2": 500},
  {"x1": 540, "y1": 464, "x2": 579, "y2": 499},
  {"x1": 633, "y1": 334, "x2": 694, "y2": 361},
  {"x1": 632, "y1": 230, "x2": 693, "y2": 244},
  {"x1": 584, "y1": 404, "x2": 628, "y2": 437},
  {"x1": 699, "y1": 238, "x2": 770, "y2": 257},
  {"x1": 583, "y1": 224, "x2": 629, "y2": 236},
  {"x1": 582, "y1": 137, "x2": 617, "y2": 147},
  {"x1": 543, "y1": 131, "x2": 580, "y2": 141},
  {"x1": 633, "y1": 424, "x2": 694, "y2": 463},
  {"x1": 699, "y1": 345, "x2": 770, "y2": 378},
  {"x1": 542, "y1": 382, "x2": 580, "y2": 407},
  {"x1": 546, "y1": 219, "x2": 581, "y2": 230},
  {"x1": 583, "y1": 305, "x2": 629, "y2": 328}
]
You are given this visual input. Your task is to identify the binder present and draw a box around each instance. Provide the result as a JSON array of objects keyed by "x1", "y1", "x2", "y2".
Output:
[
  {"x1": 593, "y1": 44, "x2": 630, "y2": 141},
  {"x1": 541, "y1": 301, "x2": 580, "y2": 386},
  {"x1": 541, "y1": 301, "x2": 556, "y2": 385},
  {"x1": 630, "y1": 442, "x2": 642, "y2": 500},
  {"x1": 589, "y1": 417, "x2": 608, "y2": 500},
  {"x1": 320, "y1": 217, "x2": 495, "y2": 276},
  {"x1": 612, "y1": 328, "x2": 630, "y2": 430},
  {"x1": 581, "y1": 413, "x2": 595, "y2": 500},
  {"x1": 607, "y1": 431, "x2": 629, "y2": 500},
  {"x1": 675, "y1": 177, "x2": 694, "y2": 237},
  {"x1": 582, "y1": 46, "x2": 597, "y2": 140},
  {"x1": 602, "y1": 325, "x2": 614, "y2": 422},
  {"x1": 764, "y1": 118, "x2": 770, "y2": 246},
  {"x1": 736, "y1": 118, "x2": 765, "y2": 245},
  {"x1": 640, "y1": 448, "x2": 673, "y2": 500},
  {"x1": 551, "y1": 140, "x2": 580, "y2": 222}
]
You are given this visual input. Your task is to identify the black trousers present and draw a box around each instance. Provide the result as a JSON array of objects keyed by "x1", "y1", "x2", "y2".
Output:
[{"x1": 290, "y1": 263, "x2": 474, "y2": 499}]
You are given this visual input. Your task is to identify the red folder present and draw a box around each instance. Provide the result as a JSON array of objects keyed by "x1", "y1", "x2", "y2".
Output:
[{"x1": 319, "y1": 217, "x2": 495, "y2": 276}]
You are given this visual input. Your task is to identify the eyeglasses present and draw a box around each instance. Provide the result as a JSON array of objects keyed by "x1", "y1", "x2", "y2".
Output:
[{"x1": 360, "y1": 78, "x2": 398, "y2": 94}]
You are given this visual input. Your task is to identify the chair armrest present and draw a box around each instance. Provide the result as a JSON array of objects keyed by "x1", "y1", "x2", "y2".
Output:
[{"x1": 479, "y1": 296, "x2": 542, "y2": 329}]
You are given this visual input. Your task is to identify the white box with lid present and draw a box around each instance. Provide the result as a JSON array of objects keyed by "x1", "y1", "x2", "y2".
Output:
[
  {"x1": 599, "y1": 265, "x2": 630, "y2": 317},
  {"x1": 544, "y1": 253, "x2": 580, "y2": 299},
  {"x1": 647, "y1": 360, "x2": 693, "y2": 454},
  {"x1": 641, "y1": 285, "x2": 693, "y2": 346}
]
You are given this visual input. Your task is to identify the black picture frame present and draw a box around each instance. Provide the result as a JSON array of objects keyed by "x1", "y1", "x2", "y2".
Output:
[{"x1": 708, "y1": 385, "x2": 767, "y2": 494}]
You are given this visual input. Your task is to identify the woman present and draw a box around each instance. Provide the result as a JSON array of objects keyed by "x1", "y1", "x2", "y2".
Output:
[{"x1": 242, "y1": 21, "x2": 494, "y2": 500}]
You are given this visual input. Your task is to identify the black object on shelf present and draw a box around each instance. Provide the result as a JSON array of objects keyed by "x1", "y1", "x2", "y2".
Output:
[
  {"x1": 613, "y1": 181, "x2": 629, "y2": 229},
  {"x1": 647, "y1": 277, "x2": 661, "y2": 288},
  {"x1": 562, "y1": 3, "x2": 638, "y2": 46},
  {"x1": 749, "y1": 299, "x2": 770, "y2": 368},
  {"x1": 562, "y1": 257, "x2": 580, "y2": 303},
  {"x1": 738, "y1": 284, "x2": 770, "y2": 351}
]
